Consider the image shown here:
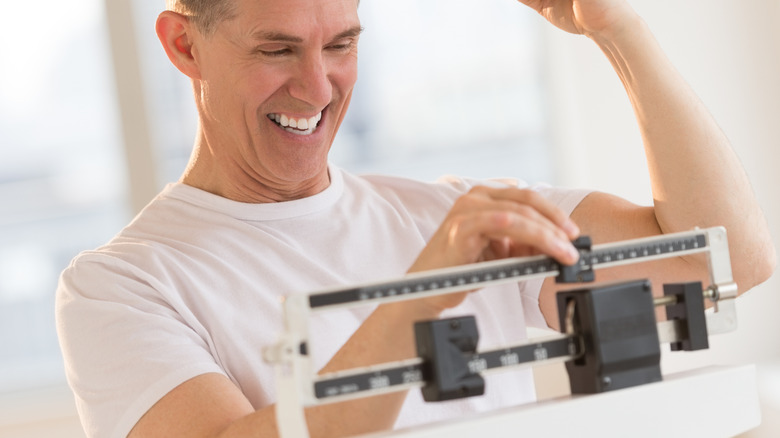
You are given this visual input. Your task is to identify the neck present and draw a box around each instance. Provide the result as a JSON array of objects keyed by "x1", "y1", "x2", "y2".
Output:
[{"x1": 180, "y1": 134, "x2": 331, "y2": 203}]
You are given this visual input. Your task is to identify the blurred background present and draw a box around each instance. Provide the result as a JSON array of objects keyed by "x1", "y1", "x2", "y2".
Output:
[{"x1": 0, "y1": 0, "x2": 778, "y2": 436}]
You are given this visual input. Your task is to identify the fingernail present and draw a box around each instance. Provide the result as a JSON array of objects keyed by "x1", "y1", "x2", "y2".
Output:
[
  {"x1": 555, "y1": 239, "x2": 580, "y2": 262},
  {"x1": 566, "y1": 244, "x2": 580, "y2": 261},
  {"x1": 563, "y1": 220, "x2": 580, "y2": 238}
]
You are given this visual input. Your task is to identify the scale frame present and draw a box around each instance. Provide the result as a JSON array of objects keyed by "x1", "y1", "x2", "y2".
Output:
[{"x1": 263, "y1": 226, "x2": 738, "y2": 437}]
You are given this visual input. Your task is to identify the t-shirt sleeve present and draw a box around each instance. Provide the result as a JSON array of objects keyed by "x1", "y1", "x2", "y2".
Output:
[{"x1": 56, "y1": 253, "x2": 226, "y2": 438}]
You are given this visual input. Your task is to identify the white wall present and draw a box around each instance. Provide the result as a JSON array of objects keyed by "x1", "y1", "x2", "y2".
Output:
[
  {"x1": 9, "y1": 1, "x2": 779, "y2": 436},
  {"x1": 0, "y1": 386, "x2": 84, "y2": 438},
  {"x1": 543, "y1": 1, "x2": 780, "y2": 435}
]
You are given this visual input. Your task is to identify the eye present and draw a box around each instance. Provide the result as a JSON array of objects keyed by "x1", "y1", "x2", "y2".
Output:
[
  {"x1": 262, "y1": 49, "x2": 290, "y2": 57},
  {"x1": 255, "y1": 45, "x2": 293, "y2": 58},
  {"x1": 327, "y1": 39, "x2": 356, "y2": 53}
]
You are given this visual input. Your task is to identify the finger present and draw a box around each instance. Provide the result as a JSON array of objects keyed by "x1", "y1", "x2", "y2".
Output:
[
  {"x1": 454, "y1": 188, "x2": 578, "y2": 247},
  {"x1": 479, "y1": 187, "x2": 580, "y2": 239},
  {"x1": 485, "y1": 210, "x2": 580, "y2": 265},
  {"x1": 485, "y1": 200, "x2": 574, "y2": 246},
  {"x1": 484, "y1": 237, "x2": 512, "y2": 261},
  {"x1": 414, "y1": 190, "x2": 582, "y2": 273},
  {"x1": 446, "y1": 208, "x2": 579, "y2": 265}
]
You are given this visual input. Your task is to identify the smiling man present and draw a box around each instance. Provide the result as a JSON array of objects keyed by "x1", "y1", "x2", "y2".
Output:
[
  {"x1": 170, "y1": 0, "x2": 361, "y2": 202},
  {"x1": 56, "y1": 0, "x2": 775, "y2": 437}
]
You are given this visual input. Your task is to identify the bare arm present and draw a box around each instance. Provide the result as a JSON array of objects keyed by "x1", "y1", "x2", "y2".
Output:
[
  {"x1": 129, "y1": 187, "x2": 582, "y2": 437},
  {"x1": 525, "y1": 0, "x2": 776, "y2": 327},
  {"x1": 128, "y1": 301, "x2": 442, "y2": 438}
]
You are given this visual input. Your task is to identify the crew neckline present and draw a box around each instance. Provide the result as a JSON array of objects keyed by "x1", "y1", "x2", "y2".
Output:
[{"x1": 160, "y1": 164, "x2": 345, "y2": 222}]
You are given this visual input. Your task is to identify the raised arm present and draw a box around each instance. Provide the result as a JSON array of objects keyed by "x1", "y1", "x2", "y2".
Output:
[{"x1": 520, "y1": 0, "x2": 776, "y2": 326}]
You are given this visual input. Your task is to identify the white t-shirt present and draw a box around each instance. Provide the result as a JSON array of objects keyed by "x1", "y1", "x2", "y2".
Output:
[{"x1": 56, "y1": 165, "x2": 590, "y2": 437}]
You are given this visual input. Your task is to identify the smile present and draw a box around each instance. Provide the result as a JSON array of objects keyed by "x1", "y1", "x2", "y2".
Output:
[{"x1": 267, "y1": 112, "x2": 323, "y2": 136}]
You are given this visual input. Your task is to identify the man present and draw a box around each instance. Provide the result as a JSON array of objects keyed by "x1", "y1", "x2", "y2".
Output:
[{"x1": 56, "y1": 0, "x2": 775, "y2": 437}]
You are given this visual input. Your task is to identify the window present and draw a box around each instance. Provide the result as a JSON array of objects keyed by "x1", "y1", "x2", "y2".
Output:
[
  {"x1": 132, "y1": 0, "x2": 553, "y2": 185},
  {"x1": 0, "y1": 0, "x2": 551, "y2": 395},
  {"x1": 332, "y1": 0, "x2": 553, "y2": 183},
  {"x1": 0, "y1": 0, "x2": 128, "y2": 392}
]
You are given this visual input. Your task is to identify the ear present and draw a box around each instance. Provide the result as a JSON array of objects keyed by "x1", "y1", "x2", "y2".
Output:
[{"x1": 156, "y1": 10, "x2": 202, "y2": 79}]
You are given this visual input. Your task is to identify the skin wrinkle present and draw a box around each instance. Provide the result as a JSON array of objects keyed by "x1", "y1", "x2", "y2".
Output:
[
  {"x1": 174, "y1": 0, "x2": 360, "y2": 203},
  {"x1": 117, "y1": 1, "x2": 775, "y2": 436}
]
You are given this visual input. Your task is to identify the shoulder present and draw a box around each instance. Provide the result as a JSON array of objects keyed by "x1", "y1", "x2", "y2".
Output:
[
  {"x1": 57, "y1": 185, "x2": 209, "y2": 303},
  {"x1": 340, "y1": 172, "x2": 485, "y2": 229},
  {"x1": 344, "y1": 169, "x2": 590, "y2": 217},
  {"x1": 344, "y1": 171, "x2": 517, "y2": 205}
]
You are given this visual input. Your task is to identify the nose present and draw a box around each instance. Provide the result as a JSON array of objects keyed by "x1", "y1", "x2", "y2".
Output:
[{"x1": 288, "y1": 52, "x2": 333, "y2": 109}]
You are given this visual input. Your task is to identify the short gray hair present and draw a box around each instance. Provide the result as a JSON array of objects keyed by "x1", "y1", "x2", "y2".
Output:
[
  {"x1": 166, "y1": 0, "x2": 360, "y2": 36},
  {"x1": 166, "y1": 0, "x2": 237, "y2": 36}
]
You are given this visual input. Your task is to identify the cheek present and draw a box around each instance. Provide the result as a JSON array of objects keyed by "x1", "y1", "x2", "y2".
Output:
[
  {"x1": 327, "y1": 58, "x2": 357, "y2": 131},
  {"x1": 245, "y1": 64, "x2": 290, "y2": 94},
  {"x1": 197, "y1": 61, "x2": 244, "y2": 119},
  {"x1": 331, "y1": 54, "x2": 358, "y2": 97},
  {"x1": 197, "y1": 80, "x2": 228, "y2": 122},
  {"x1": 213, "y1": 69, "x2": 286, "y2": 126}
]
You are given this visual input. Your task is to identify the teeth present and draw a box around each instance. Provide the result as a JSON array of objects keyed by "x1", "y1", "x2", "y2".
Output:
[{"x1": 268, "y1": 112, "x2": 322, "y2": 135}]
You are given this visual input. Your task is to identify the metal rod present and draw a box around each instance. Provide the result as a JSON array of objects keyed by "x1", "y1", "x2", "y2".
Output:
[{"x1": 654, "y1": 295, "x2": 678, "y2": 307}]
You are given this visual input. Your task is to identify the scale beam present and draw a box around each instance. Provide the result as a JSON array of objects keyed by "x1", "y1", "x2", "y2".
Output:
[
  {"x1": 264, "y1": 227, "x2": 738, "y2": 438},
  {"x1": 312, "y1": 334, "x2": 581, "y2": 404},
  {"x1": 307, "y1": 230, "x2": 713, "y2": 310}
]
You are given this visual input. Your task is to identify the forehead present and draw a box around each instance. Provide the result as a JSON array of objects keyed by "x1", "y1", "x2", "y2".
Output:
[{"x1": 228, "y1": 0, "x2": 360, "y2": 38}]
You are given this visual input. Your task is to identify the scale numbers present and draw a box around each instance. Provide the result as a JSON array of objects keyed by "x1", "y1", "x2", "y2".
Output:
[
  {"x1": 468, "y1": 358, "x2": 488, "y2": 374},
  {"x1": 534, "y1": 347, "x2": 549, "y2": 361},
  {"x1": 309, "y1": 232, "x2": 708, "y2": 309},
  {"x1": 500, "y1": 352, "x2": 520, "y2": 367},
  {"x1": 369, "y1": 375, "x2": 390, "y2": 389},
  {"x1": 402, "y1": 369, "x2": 423, "y2": 384}
]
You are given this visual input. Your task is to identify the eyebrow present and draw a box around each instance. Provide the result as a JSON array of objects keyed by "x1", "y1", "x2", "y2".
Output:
[{"x1": 252, "y1": 25, "x2": 364, "y2": 44}]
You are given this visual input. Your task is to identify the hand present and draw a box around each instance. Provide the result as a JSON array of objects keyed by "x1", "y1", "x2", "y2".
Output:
[
  {"x1": 407, "y1": 186, "x2": 581, "y2": 312},
  {"x1": 515, "y1": 0, "x2": 637, "y2": 36}
]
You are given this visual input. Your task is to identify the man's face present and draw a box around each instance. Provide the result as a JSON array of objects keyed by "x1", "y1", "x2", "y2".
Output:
[{"x1": 193, "y1": 0, "x2": 361, "y2": 198}]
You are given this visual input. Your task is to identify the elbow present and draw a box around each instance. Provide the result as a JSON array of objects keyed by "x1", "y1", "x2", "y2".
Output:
[
  {"x1": 736, "y1": 234, "x2": 777, "y2": 293},
  {"x1": 755, "y1": 242, "x2": 777, "y2": 286}
]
